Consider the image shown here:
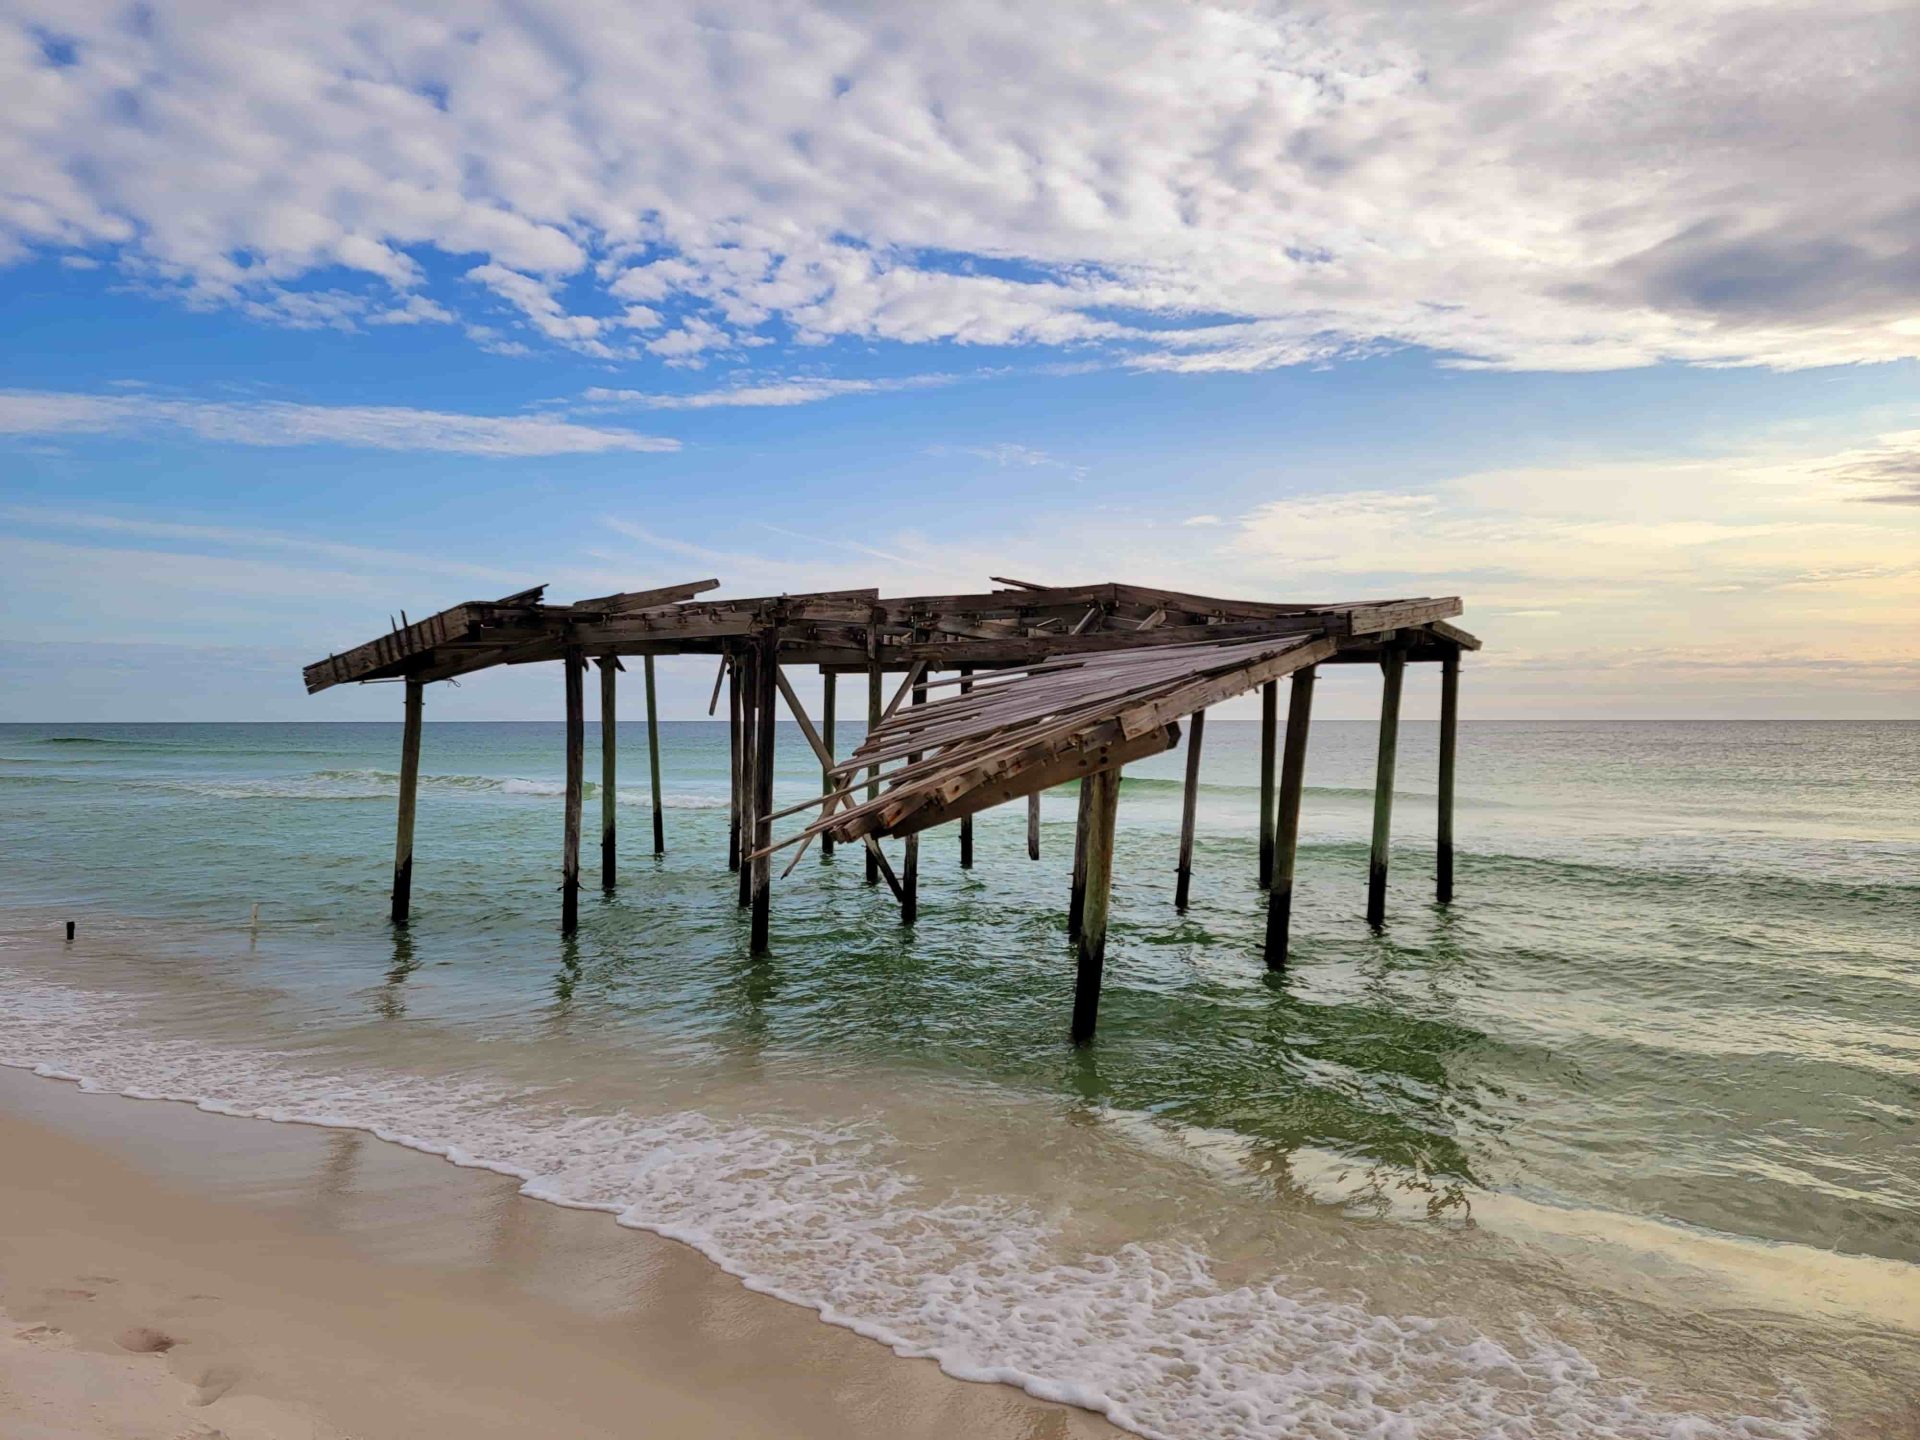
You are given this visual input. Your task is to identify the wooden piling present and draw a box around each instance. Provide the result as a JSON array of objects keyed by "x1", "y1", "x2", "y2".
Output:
[
  {"x1": 865, "y1": 638, "x2": 882, "y2": 887},
  {"x1": 1437, "y1": 650, "x2": 1459, "y2": 904},
  {"x1": 1070, "y1": 764, "x2": 1123, "y2": 1045},
  {"x1": 958, "y1": 667, "x2": 974, "y2": 868},
  {"x1": 1264, "y1": 665, "x2": 1316, "y2": 969},
  {"x1": 1027, "y1": 791, "x2": 1041, "y2": 861},
  {"x1": 727, "y1": 652, "x2": 742, "y2": 874},
  {"x1": 1258, "y1": 679, "x2": 1278, "y2": 888},
  {"x1": 644, "y1": 654, "x2": 665, "y2": 855},
  {"x1": 1174, "y1": 707, "x2": 1206, "y2": 912},
  {"x1": 820, "y1": 670, "x2": 837, "y2": 858},
  {"x1": 1067, "y1": 778, "x2": 1093, "y2": 940},
  {"x1": 599, "y1": 660, "x2": 617, "y2": 889},
  {"x1": 902, "y1": 664, "x2": 928, "y2": 924},
  {"x1": 1366, "y1": 648, "x2": 1406, "y2": 930},
  {"x1": 750, "y1": 637, "x2": 776, "y2": 953},
  {"x1": 737, "y1": 648, "x2": 756, "y2": 909},
  {"x1": 562, "y1": 650, "x2": 585, "y2": 936},
  {"x1": 391, "y1": 677, "x2": 423, "y2": 926}
]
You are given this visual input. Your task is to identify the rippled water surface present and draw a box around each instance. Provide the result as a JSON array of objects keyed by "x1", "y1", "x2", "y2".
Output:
[{"x1": 2, "y1": 718, "x2": 1916, "y2": 1438}]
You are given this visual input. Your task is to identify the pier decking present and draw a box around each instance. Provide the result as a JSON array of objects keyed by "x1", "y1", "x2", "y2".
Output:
[{"x1": 304, "y1": 580, "x2": 1478, "y2": 1042}]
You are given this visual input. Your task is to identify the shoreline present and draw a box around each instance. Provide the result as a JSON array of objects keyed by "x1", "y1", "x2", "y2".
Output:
[{"x1": 0, "y1": 1063, "x2": 1117, "y2": 1440}]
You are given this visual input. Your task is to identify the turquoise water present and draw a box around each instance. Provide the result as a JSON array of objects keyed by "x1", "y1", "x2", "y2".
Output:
[{"x1": 2, "y1": 719, "x2": 1917, "y2": 1437}]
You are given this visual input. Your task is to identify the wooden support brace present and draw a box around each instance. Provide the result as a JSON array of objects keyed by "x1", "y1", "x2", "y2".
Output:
[
  {"x1": 901, "y1": 663, "x2": 927, "y2": 926},
  {"x1": 1367, "y1": 648, "x2": 1406, "y2": 929},
  {"x1": 1070, "y1": 764, "x2": 1123, "y2": 1045},
  {"x1": 738, "y1": 648, "x2": 756, "y2": 909},
  {"x1": 727, "y1": 653, "x2": 742, "y2": 874},
  {"x1": 865, "y1": 634, "x2": 882, "y2": 887},
  {"x1": 1027, "y1": 790, "x2": 1041, "y2": 861},
  {"x1": 1068, "y1": 778, "x2": 1094, "y2": 941},
  {"x1": 1265, "y1": 665, "x2": 1316, "y2": 969},
  {"x1": 1174, "y1": 707, "x2": 1205, "y2": 912},
  {"x1": 391, "y1": 678, "x2": 423, "y2": 925}
]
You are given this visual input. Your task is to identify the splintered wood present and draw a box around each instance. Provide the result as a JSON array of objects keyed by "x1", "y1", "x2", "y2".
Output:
[{"x1": 752, "y1": 630, "x2": 1338, "y2": 856}]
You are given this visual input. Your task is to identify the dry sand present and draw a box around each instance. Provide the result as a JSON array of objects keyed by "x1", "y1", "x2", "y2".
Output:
[{"x1": 0, "y1": 1065, "x2": 1118, "y2": 1440}]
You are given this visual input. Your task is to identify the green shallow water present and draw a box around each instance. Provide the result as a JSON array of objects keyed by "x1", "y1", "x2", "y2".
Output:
[{"x1": 2, "y1": 718, "x2": 1917, "y2": 1437}]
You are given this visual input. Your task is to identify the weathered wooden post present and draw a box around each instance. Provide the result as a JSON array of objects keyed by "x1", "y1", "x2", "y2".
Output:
[
  {"x1": 1265, "y1": 665, "x2": 1316, "y2": 968},
  {"x1": 1027, "y1": 791, "x2": 1041, "y2": 861},
  {"x1": 1258, "y1": 679, "x2": 1278, "y2": 888},
  {"x1": 957, "y1": 667, "x2": 975, "y2": 868},
  {"x1": 820, "y1": 670, "x2": 837, "y2": 859},
  {"x1": 1070, "y1": 764, "x2": 1123, "y2": 1045},
  {"x1": 1366, "y1": 647, "x2": 1406, "y2": 929},
  {"x1": 737, "y1": 646, "x2": 757, "y2": 909},
  {"x1": 901, "y1": 663, "x2": 928, "y2": 925},
  {"x1": 727, "y1": 652, "x2": 742, "y2": 874},
  {"x1": 644, "y1": 654, "x2": 665, "y2": 855},
  {"x1": 598, "y1": 660, "x2": 617, "y2": 889},
  {"x1": 865, "y1": 631, "x2": 882, "y2": 887},
  {"x1": 562, "y1": 649, "x2": 585, "y2": 935},
  {"x1": 1436, "y1": 650, "x2": 1459, "y2": 904},
  {"x1": 1174, "y1": 707, "x2": 1206, "y2": 912},
  {"x1": 750, "y1": 635, "x2": 777, "y2": 953},
  {"x1": 391, "y1": 677, "x2": 423, "y2": 925},
  {"x1": 1067, "y1": 779, "x2": 1093, "y2": 939}
]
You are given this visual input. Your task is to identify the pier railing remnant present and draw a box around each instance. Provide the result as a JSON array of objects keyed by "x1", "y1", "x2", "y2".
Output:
[{"x1": 304, "y1": 580, "x2": 1479, "y2": 1042}]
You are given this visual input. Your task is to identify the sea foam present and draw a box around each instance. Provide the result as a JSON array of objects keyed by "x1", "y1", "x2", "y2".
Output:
[{"x1": 0, "y1": 971, "x2": 1821, "y2": 1440}]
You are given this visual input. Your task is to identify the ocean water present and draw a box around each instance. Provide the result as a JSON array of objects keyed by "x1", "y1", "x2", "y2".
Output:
[{"x1": 1, "y1": 718, "x2": 1916, "y2": 1438}]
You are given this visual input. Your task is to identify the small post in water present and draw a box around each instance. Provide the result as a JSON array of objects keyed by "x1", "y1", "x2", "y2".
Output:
[
  {"x1": 1174, "y1": 707, "x2": 1206, "y2": 912},
  {"x1": 600, "y1": 658, "x2": 617, "y2": 889},
  {"x1": 820, "y1": 670, "x2": 837, "y2": 859},
  {"x1": 1258, "y1": 679, "x2": 1278, "y2": 888},
  {"x1": 1265, "y1": 665, "x2": 1316, "y2": 969},
  {"x1": 562, "y1": 648, "x2": 585, "y2": 936}
]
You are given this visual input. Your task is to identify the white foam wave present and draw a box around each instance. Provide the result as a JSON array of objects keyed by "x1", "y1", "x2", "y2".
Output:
[{"x1": 0, "y1": 973, "x2": 1821, "y2": 1440}]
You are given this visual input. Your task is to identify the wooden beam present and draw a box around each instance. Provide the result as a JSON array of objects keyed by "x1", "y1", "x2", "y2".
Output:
[
  {"x1": 1367, "y1": 649, "x2": 1406, "y2": 929},
  {"x1": 1070, "y1": 764, "x2": 1123, "y2": 1046},
  {"x1": 750, "y1": 638, "x2": 776, "y2": 953},
  {"x1": 391, "y1": 678, "x2": 423, "y2": 926},
  {"x1": 1174, "y1": 707, "x2": 1205, "y2": 912},
  {"x1": 644, "y1": 655, "x2": 665, "y2": 855},
  {"x1": 563, "y1": 649, "x2": 585, "y2": 936},
  {"x1": 1258, "y1": 679, "x2": 1278, "y2": 889},
  {"x1": 599, "y1": 659, "x2": 617, "y2": 890},
  {"x1": 1027, "y1": 790, "x2": 1041, "y2": 861},
  {"x1": 1265, "y1": 665, "x2": 1316, "y2": 970},
  {"x1": 1437, "y1": 650, "x2": 1459, "y2": 904}
]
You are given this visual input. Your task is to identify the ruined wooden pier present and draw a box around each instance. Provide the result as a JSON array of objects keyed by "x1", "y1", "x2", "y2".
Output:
[{"x1": 305, "y1": 580, "x2": 1479, "y2": 1043}]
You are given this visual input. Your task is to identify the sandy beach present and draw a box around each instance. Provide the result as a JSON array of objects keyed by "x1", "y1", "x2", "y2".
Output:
[{"x1": 0, "y1": 1065, "x2": 1116, "y2": 1440}]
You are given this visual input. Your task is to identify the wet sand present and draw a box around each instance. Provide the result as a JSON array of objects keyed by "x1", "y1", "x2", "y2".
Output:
[{"x1": 0, "y1": 1065, "x2": 1118, "y2": 1440}]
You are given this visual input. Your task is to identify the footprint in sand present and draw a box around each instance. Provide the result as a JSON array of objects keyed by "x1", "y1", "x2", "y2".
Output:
[
  {"x1": 116, "y1": 1325, "x2": 181, "y2": 1354},
  {"x1": 13, "y1": 1324, "x2": 64, "y2": 1344},
  {"x1": 44, "y1": 1286, "x2": 96, "y2": 1301},
  {"x1": 78, "y1": 1274, "x2": 119, "y2": 1285},
  {"x1": 192, "y1": 1362, "x2": 244, "y2": 1406}
]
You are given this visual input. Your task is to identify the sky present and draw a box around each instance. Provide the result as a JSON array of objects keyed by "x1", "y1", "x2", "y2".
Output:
[{"x1": 1, "y1": 1, "x2": 1915, "y2": 722}]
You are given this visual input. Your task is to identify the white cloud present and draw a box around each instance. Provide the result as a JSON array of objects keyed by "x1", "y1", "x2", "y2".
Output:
[
  {"x1": 1181, "y1": 514, "x2": 1224, "y2": 527},
  {"x1": 579, "y1": 374, "x2": 958, "y2": 410},
  {"x1": 0, "y1": 389, "x2": 677, "y2": 455},
  {"x1": 1, "y1": 3, "x2": 1910, "y2": 371}
]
